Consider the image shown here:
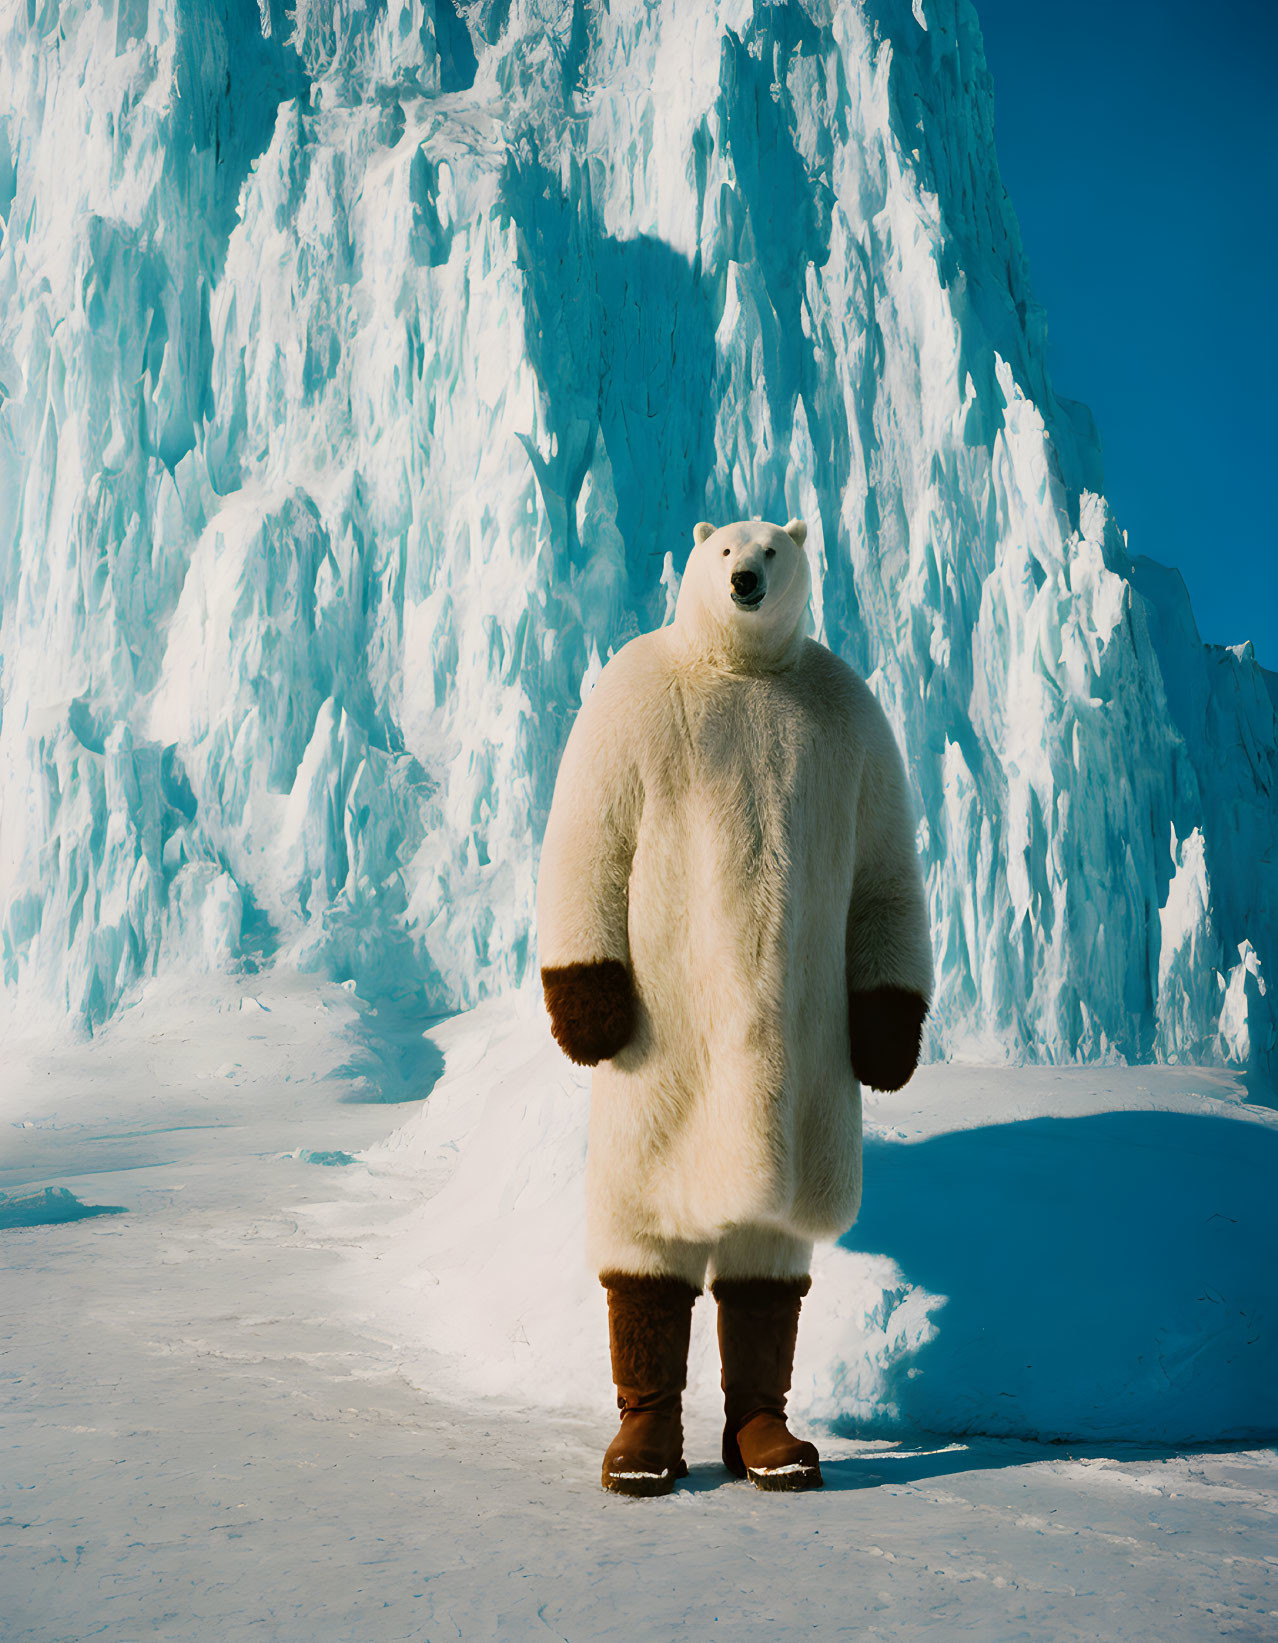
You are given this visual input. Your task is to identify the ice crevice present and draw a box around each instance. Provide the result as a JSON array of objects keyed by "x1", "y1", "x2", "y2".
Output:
[{"x1": 0, "y1": 0, "x2": 1272, "y2": 1080}]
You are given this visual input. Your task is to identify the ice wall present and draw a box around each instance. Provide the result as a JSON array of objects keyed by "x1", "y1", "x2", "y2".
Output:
[{"x1": 0, "y1": 0, "x2": 1273, "y2": 1072}]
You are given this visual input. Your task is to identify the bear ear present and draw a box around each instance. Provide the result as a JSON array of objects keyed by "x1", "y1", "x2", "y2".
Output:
[
  {"x1": 783, "y1": 517, "x2": 807, "y2": 547},
  {"x1": 693, "y1": 521, "x2": 717, "y2": 545}
]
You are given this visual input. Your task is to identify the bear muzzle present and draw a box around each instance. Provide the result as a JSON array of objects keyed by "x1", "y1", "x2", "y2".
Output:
[{"x1": 730, "y1": 569, "x2": 766, "y2": 609}]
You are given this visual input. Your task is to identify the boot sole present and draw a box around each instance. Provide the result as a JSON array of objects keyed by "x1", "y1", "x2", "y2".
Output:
[
  {"x1": 746, "y1": 1463, "x2": 824, "y2": 1492},
  {"x1": 602, "y1": 1459, "x2": 689, "y2": 1497}
]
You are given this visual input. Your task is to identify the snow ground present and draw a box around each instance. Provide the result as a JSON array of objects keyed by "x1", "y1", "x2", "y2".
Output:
[{"x1": 3, "y1": 975, "x2": 1277, "y2": 1642}]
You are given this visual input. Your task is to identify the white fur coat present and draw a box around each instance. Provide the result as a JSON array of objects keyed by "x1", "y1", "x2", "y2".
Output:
[{"x1": 537, "y1": 520, "x2": 932, "y2": 1269}]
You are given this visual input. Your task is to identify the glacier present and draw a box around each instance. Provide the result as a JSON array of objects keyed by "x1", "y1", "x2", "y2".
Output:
[{"x1": 0, "y1": 0, "x2": 1274, "y2": 1079}]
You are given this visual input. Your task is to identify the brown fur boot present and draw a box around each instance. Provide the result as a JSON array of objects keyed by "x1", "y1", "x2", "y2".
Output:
[
  {"x1": 599, "y1": 1273, "x2": 699, "y2": 1496},
  {"x1": 713, "y1": 1275, "x2": 824, "y2": 1491}
]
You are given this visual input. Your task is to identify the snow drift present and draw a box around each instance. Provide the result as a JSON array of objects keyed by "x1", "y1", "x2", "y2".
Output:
[
  {"x1": 0, "y1": 0, "x2": 1274, "y2": 1075},
  {"x1": 311, "y1": 997, "x2": 1278, "y2": 1444}
]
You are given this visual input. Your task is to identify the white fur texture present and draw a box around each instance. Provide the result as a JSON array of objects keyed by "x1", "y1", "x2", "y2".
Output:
[{"x1": 537, "y1": 520, "x2": 932, "y2": 1279}]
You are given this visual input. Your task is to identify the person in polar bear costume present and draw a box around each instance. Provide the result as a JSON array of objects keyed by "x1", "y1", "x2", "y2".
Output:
[{"x1": 538, "y1": 517, "x2": 933, "y2": 1495}]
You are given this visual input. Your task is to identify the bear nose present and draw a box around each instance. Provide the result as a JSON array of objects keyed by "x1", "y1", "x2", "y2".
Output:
[{"x1": 731, "y1": 569, "x2": 759, "y2": 597}]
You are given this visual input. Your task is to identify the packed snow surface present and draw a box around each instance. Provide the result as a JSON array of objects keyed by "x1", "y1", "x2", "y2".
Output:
[
  {"x1": 0, "y1": 0, "x2": 1274, "y2": 1077},
  {"x1": 3, "y1": 978, "x2": 1277, "y2": 1641}
]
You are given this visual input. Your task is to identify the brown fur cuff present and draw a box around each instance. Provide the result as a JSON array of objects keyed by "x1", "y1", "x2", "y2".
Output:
[
  {"x1": 541, "y1": 960, "x2": 636, "y2": 1066},
  {"x1": 600, "y1": 1271, "x2": 703, "y2": 1300},
  {"x1": 600, "y1": 1272, "x2": 699, "y2": 1392},
  {"x1": 710, "y1": 1275, "x2": 812, "y2": 1303},
  {"x1": 848, "y1": 986, "x2": 929, "y2": 1091}
]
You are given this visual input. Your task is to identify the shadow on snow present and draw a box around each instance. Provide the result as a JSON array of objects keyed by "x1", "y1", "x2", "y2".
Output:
[{"x1": 836, "y1": 1110, "x2": 1278, "y2": 1445}]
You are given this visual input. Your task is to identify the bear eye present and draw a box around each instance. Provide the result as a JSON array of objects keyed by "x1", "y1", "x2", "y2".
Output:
[
  {"x1": 765, "y1": 547, "x2": 775, "y2": 559},
  {"x1": 722, "y1": 548, "x2": 730, "y2": 556}
]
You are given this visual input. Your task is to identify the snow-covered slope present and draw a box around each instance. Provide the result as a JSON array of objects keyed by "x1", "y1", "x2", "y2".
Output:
[
  {"x1": 307, "y1": 995, "x2": 1278, "y2": 1446},
  {"x1": 0, "y1": 0, "x2": 1273, "y2": 1073}
]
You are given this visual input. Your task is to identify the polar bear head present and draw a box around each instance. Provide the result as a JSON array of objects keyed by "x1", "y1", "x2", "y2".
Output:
[{"x1": 672, "y1": 517, "x2": 811, "y2": 671}]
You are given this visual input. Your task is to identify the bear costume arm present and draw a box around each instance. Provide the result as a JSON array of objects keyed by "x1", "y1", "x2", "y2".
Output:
[
  {"x1": 845, "y1": 698, "x2": 933, "y2": 1091},
  {"x1": 537, "y1": 656, "x2": 643, "y2": 1066}
]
